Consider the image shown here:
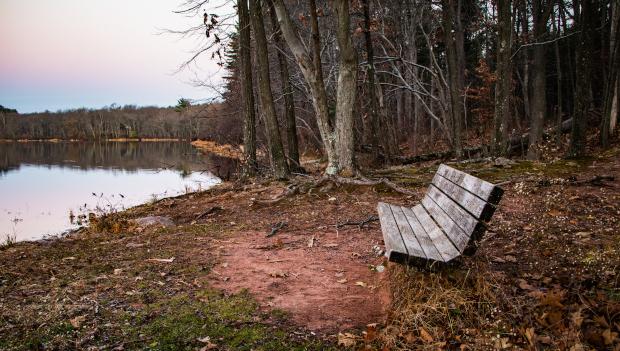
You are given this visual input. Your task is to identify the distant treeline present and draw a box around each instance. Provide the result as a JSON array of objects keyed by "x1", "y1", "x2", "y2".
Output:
[
  {"x1": 0, "y1": 141, "x2": 239, "y2": 180},
  {"x1": 0, "y1": 103, "x2": 241, "y2": 143}
]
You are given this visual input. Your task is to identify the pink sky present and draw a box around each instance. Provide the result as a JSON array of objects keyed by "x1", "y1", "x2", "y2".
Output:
[{"x1": 0, "y1": 0, "x2": 231, "y2": 113}]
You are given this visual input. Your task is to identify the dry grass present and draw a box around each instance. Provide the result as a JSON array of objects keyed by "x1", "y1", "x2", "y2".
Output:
[
  {"x1": 381, "y1": 261, "x2": 527, "y2": 349},
  {"x1": 191, "y1": 140, "x2": 243, "y2": 159}
]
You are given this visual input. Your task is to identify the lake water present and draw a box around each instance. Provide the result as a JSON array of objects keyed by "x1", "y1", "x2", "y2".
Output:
[{"x1": 0, "y1": 142, "x2": 237, "y2": 242}]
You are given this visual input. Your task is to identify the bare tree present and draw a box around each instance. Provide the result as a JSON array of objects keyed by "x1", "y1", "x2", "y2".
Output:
[
  {"x1": 527, "y1": 0, "x2": 553, "y2": 160},
  {"x1": 265, "y1": 0, "x2": 301, "y2": 171},
  {"x1": 272, "y1": 0, "x2": 358, "y2": 175},
  {"x1": 442, "y1": 0, "x2": 463, "y2": 157},
  {"x1": 568, "y1": 0, "x2": 594, "y2": 157},
  {"x1": 492, "y1": 0, "x2": 512, "y2": 156},
  {"x1": 239, "y1": 0, "x2": 258, "y2": 174},
  {"x1": 249, "y1": 0, "x2": 289, "y2": 178}
]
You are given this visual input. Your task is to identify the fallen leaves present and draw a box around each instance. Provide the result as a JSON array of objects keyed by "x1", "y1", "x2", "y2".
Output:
[
  {"x1": 524, "y1": 327, "x2": 536, "y2": 346},
  {"x1": 197, "y1": 336, "x2": 217, "y2": 350},
  {"x1": 70, "y1": 315, "x2": 87, "y2": 329},
  {"x1": 269, "y1": 271, "x2": 287, "y2": 278},
  {"x1": 337, "y1": 332, "x2": 360, "y2": 347},
  {"x1": 419, "y1": 327, "x2": 434, "y2": 343}
]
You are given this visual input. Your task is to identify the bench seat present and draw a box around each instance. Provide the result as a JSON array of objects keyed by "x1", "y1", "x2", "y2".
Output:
[{"x1": 377, "y1": 164, "x2": 504, "y2": 265}]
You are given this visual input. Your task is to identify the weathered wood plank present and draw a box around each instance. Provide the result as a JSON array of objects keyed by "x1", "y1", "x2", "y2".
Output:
[
  {"x1": 426, "y1": 185, "x2": 485, "y2": 240},
  {"x1": 421, "y1": 195, "x2": 470, "y2": 253},
  {"x1": 401, "y1": 207, "x2": 444, "y2": 262},
  {"x1": 412, "y1": 204, "x2": 460, "y2": 262},
  {"x1": 389, "y1": 205, "x2": 426, "y2": 260},
  {"x1": 431, "y1": 173, "x2": 497, "y2": 221},
  {"x1": 377, "y1": 202, "x2": 409, "y2": 263},
  {"x1": 436, "y1": 164, "x2": 504, "y2": 205}
]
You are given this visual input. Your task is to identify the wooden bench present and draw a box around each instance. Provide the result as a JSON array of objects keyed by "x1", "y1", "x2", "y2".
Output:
[{"x1": 377, "y1": 164, "x2": 504, "y2": 265}]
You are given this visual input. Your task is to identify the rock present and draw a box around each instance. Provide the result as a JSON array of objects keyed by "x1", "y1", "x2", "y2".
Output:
[
  {"x1": 493, "y1": 157, "x2": 515, "y2": 167},
  {"x1": 131, "y1": 216, "x2": 175, "y2": 228}
]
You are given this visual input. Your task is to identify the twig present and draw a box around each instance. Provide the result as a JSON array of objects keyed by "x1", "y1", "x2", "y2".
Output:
[
  {"x1": 195, "y1": 206, "x2": 222, "y2": 220},
  {"x1": 266, "y1": 221, "x2": 288, "y2": 237},
  {"x1": 337, "y1": 215, "x2": 379, "y2": 229}
]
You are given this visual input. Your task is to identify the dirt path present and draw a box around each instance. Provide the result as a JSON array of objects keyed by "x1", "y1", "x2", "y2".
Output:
[{"x1": 209, "y1": 229, "x2": 388, "y2": 331}]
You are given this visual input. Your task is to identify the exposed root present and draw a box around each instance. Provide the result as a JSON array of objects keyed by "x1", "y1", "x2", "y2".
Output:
[
  {"x1": 195, "y1": 206, "x2": 222, "y2": 221},
  {"x1": 251, "y1": 175, "x2": 416, "y2": 206}
]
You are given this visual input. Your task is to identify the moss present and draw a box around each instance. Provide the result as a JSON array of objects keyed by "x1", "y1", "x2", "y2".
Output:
[{"x1": 121, "y1": 290, "x2": 333, "y2": 350}]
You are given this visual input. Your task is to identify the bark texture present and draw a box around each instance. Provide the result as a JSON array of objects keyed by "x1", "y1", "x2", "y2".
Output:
[
  {"x1": 527, "y1": 0, "x2": 553, "y2": 160},
  {"x1": 492, "y1": 0, "x2": 512, "y2": 156},
  {"x1": 272, "y1": 0, "x2": 338, "y2": 174},
  {"x1": 238, "y1": 0, "x2": 257, "y2": 174},
  {"x1": 249, "y1": 0, "x2": 289, "y2": 178},
  {"x1": 442, "y1": 0, "x2": 463, "y2": 157},
  {"x1": 334, "y1": 0, "x2": 358, "y2": 174},
  {"x1": 266, "y1": 0, "x2": 301, "y2": 171},
  {"x1": 568, "y1": 0, "x2": 594, "y2": 157}
]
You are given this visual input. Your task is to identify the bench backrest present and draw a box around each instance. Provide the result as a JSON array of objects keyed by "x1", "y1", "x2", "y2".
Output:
[{"x1": 423, "y1": 164, "x2": 504, "y2": 253}]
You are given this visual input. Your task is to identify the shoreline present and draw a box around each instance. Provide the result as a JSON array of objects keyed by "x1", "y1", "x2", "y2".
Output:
[
  {"x1": 0, "y1": 138, "x2": 185, "y2": 143},
  {"x1": 1, "y1": 151, "x2": 619, "y2": 349}
]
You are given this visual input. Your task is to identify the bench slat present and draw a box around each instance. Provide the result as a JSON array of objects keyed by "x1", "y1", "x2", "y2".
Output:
[
  {"x1": 436, "y1": 164, "x2": 503, "y2": 205},
  {"x1": 431, "y1": 173, "x2": 496, "y2": 221},
  {"x1": 377, "y1": 202, "x2": 409, "y2": 263},
  {"x1": 412, "y1": 204, "x2": 460, "y2": 262},
  {"x1": 421, "y1": 196, "x2": 469, "y2": 252},
  {"x1": 390, "y1": 205, "x2": 427, "y2": 260},
  {"x1": 426, "y1": 185, "x2": 486, "y2": 241},
  {"x1": 401, "y1": 207, "x2": 444, "y2": 262}
]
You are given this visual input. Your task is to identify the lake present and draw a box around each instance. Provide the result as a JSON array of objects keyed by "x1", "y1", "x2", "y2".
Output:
[{"x1": 0, "y1": 141, "x2": 237, "y2": 242}]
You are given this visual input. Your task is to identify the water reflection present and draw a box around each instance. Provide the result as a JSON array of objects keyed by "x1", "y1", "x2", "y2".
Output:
[{"x1": 0, "y1": 142, "x2": 238, "y2": 242}]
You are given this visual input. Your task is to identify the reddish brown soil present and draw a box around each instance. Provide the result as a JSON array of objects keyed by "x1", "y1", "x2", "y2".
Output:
[{"x1": 209, "y1": 229, "x2": 389, "y2": 331}]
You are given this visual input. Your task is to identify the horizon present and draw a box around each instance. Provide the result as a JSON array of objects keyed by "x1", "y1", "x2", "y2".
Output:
[{"x1": 0, "y1": 0, "x2": 231, "y2": 114}]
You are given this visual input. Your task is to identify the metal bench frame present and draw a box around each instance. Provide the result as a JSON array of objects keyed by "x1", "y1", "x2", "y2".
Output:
[{"x1": 377, "y1": 164, "x2": 504, "y2": 265}]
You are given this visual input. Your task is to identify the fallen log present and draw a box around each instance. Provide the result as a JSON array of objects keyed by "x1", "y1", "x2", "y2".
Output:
[
  {"x1": 396, "y1": 118, "x2": 575, "y2": 165},
  {"x1": 506, "y1": 118, "x2": 574, "y2": 155}
]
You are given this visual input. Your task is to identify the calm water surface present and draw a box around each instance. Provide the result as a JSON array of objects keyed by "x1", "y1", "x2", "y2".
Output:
[{"x1": 0, "y1": 142, "x2": 237, "y2": 242}]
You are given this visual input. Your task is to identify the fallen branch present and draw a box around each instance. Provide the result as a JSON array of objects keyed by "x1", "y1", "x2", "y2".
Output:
[
  {"x1": 195, "y1": 206, "x2": 222, "y2": 221},
  {"x1": 266, "y1": 221, "x2": 288, "y2": 237},
  {"x1": 336, "y1": 215, "x2": 379, "y2": 229},
  {"x1": 571, "y1": 175, "x2": 615, "y2": 186}
]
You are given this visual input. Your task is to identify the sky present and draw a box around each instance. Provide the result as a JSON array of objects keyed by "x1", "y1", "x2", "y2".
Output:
[{"x1": 0, "y1": 0, "x2": 231, "y2": 113}]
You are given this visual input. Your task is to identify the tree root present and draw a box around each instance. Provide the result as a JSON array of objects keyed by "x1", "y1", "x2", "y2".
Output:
[
  {"x1": 195, "y1": 206, "x2": 222, "y2": 221},
  {"x1": 251, "y1": 174, "x2": 416, "y2": 206}
]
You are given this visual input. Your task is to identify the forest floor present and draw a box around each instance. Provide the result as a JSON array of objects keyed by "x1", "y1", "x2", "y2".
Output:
[{"x1": 1, "y1": 144, "x2": 619, "y2": 350}]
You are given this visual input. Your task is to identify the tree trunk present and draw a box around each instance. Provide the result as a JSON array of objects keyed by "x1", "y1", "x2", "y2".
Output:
[
  {"x1": 249, "y1": 0, "x2": 289, "y2": 178},
  {"x1": 568, "y1": 0, "x2": 594, "y2": 157},
  {"x1": 442, "y1": 0, "x2": 463, "y2": 157},
  {"x1": 238, "y1": 0, "x2": 257, "y2": 175},
  {"x1": 361, "y1": 0, "x2": 380, "y2": 162},
  {"x1": 334, "y1": 0, "x2": 358, "y2": 175},
  {"x1": 272, "y1": 0, "x2": 339, "y2": 174},
  {"x1": 265, "y1": 0, "x2": 301, "y2": 171},
  {"x1": 528, "y1": 0, "x2": 552, "y2": 160},
  {"x1": 492, "y1": 0, "x2": 512, "y2": 156},
  {"x1": 553, "y1": 8, "x2": 563, "y2": 144},
  {"x1": 601, "y1": 0, "x2": 620, "y2": 146}
]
